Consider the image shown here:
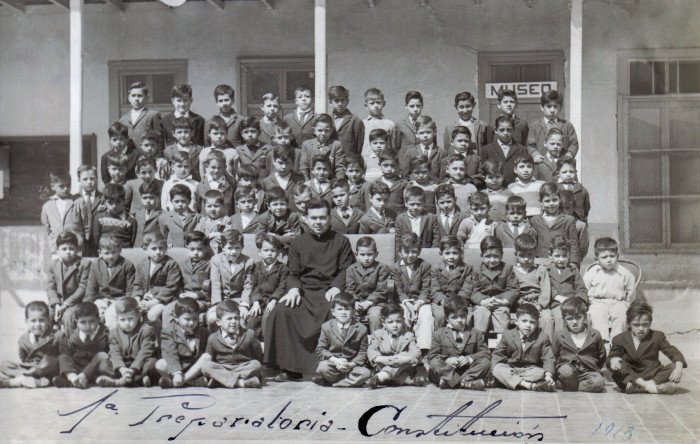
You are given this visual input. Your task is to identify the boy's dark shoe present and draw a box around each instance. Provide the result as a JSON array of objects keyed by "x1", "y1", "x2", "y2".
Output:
[
  {"x1": 158, "y1": 377, "x2": 173, "y2": 389},
  {"x1": 533, "y1": 381, "x2": 555, "y2": 392},
  {"x1": 52, "y1": 375, "x2": 71, "y2": 388},
  {"x1": 461, "y1": 379, "x2": 486, "y2": 391},
  {"x1": 311, "y1": 375, "x2": 331, "y2": 387},
  {"x1": 412, "y1": 376, "x2": 427, "y2": 387}
]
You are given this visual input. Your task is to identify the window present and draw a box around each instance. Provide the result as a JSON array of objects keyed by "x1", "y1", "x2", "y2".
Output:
[
  {"x1": 239, "y1": 57, "x2": 314, "y2": 118},
  {"x1": 108, "y1": 60, "x2": 188, "y2": 122},
  {"x1": 629, "y1": 60, "x2": 700, "y2": 95}
]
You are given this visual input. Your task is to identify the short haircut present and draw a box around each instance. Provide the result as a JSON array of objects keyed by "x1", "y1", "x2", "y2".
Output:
[
  {"x1": 139, "y1": 178, "x2": 161, "y2": 196},
  {"x1": 414, "y1": 115, "x2": 436, "y2": 131},
  {"x1": 74, "y1": 302, "x2": 100, "y2": 320},
  {"x1": 256, "y1": 232, "x2": 283, "y2": 250},
  {"x1": 216, "y1": 299, "x2": 240, "y2": 319},
  {"x1": 330, "y1": 177, "x2": 349, "y2": 191},
  {"x1": 272, "y1": 145, "x2": 295, "y2": 162},
  {"x1": 557, "y1": 157, "x2": 577, "y2": 172},
  {"x1": 482, "y1": 159, "x2": 504, "y2": 176},
  {"x1": 314, "y1": 113, "x2": 333, "y2": 127},
  {"x1": 172, "y1": 117, "x2": 192, "y2": 130},
  {"x1": 25, "y1": 300, "x2": 50, "y2": 320},
  {"x1": 550, "y1": 235, "x2": 570, "y2": 254},
  {"x1": 135, "y1": 154, "x2": 157, "y2": 172},
  {"x1": 516, "y1": 302, "x2": 540, "y2": 319},
  {"x1": 435, "y1": 183, "x2": 456, "y2": 199},
  {"x1": 480, "y1": 235, "x2": 503, "y2": 254},
  {"x1": 294, "y1": 85, "x2": 313, "y2": 96},
  {"x1": 560, "y1": 297, "x2": 587, "y2": 319},
  {"x1": 368, "y1": 181, "x2": 390, "y2": 197},
  {"x1": 235, "y1": 185, "x2": 255, "y2": 201},
  {"x1": 443, "y1": 296, "x2": 469, "y2": 319},
  {"x1": 273, "y1": 122, "x2": 292, "y2": 137},
  {"x1": 399, "y1": 232, "x2": 420, "y2": 252},
  {"x1": 497, "y1": 89, "x2": 517, "y2": 102},
  {"x1": 213, "y1": 84, "x2": 234, "y2": 100},
  {"x1": 513, "y1": 153, "x2": 534, "y2": 168},
  {"x1": 626, "y1": 300, "x2": 653, "y2": 324},
  {"x1": 108, "y1": 121, "x2": 129, "y2": 139},
  {"x1": 208, "y1": 115, "x2": 227, "y2": 132},
  {"x1": 439, "y1": 235, "x2": 462, "y2": 253},
  {"x1": 404, "y1": 186, "x2": 425, "y2": 202},
  {"x1": 171, "y1": 84, "x2": 193, "y2": 99},
  {"x1": 221, "y1": 228, "x2": 244, "y2": 247},
  {"x1": 306, "y1": 197, "x2": 330, "y2": 215},
  {"x1": 142, "y1": 231, "x2": 166, "y2": 248},
  {"x1": 356, "y1": 236, "x2": 377, "y2": 252},
  {"x1": 169, "y1": 183, "x2": 192, "y2": 201},
  {"x1": 56, "y1": 231, "x2": 80, "y2": 248},
  {"x1": 538, "y1": 181, "x2": 559, "y2": 200},
  {"x1": 495, "y1": 115, "x2": 515, "y2": 129},
  {"x1": 405, "y1": 90, "x2": 423, "y2": 104},
  {"x1": 541, "y1": 89, "x2": 564, "y2": 106},
  {"x1": 514, "y1": 233, "x2": 537, "y2": 254},
  {"x1": 380, "y1": 303, "x2": 403, "y2": 320},
  {"x1": 106, "y1": 152, "x2": 128, "y2": 169},
  {"x1": 369, "y1": 128, "x2": 390, "y2": 143},
  {"x1": 129, "y1": 81, "x2": 148, "y2": 95},
  {"x1": 265, "y1": 185, "x2": 287, "y2": 203},
  {"x1": 104, "y1": 183, "x2": 126, "y2": 202},
  {"x1": 444, "y1": 153, "x2": 466, "y2": 166},
  {"x1": 310, "y1": 154, "x2": 332, "y2": 171},
  {"x1": 410, "y1": 154, "x2": 429, "y2": 172},
  {"x1": 546, "y1": 128, "x2": 564, "y2": 140},
  {"x1": 77, "y1": 164, "x2": 97, "y2": 178},
  {"x1": 237, "y1": 164, "x2": 259, "y2": 181},
  {"x1": 594, "y1": 237, "x2": 619, "y2": 256},
  {"x1": 450, "y1": 125, "x2": 472, "y2": 141},
  {"x1": 505, "y1": 195, "x2": 527, "y2": 214},
  {"x1": 49, "y1": 168, "x2": 70, "y2": 185},
  {"x1": 332, "y1": 291, "x2": 355, "y2": 311},
  {"x1": 185, "y1": 230, "x2": 207, "y2": 246},
  {"x1": 239, "y1": 116, "x2": 261, "y2": 132},
  {"x1": 115, "y1": 296, "x2": 140, "y2": 315},
  {"x1": 174, "y1": 297, "x2": 200, "y2": 317},
  {"x1": 328, "y1": 85, "x2": 349, "y2": 100},
  {"x1": 364, "y1": 88, "x2": 384, "y2": 101},
  {"x1": 98, "y1": 235, "x2": 122, "y2": 251},
  {"x1": 170, "y1": 150, "x2": 190, "y2": 165},
  {"x1": 469, "y1": 191, "x2": 489, "y2": 207},
  {"x1": 454, "y1": 91, "x2": 476, "y2": 106},
  {"x1": 346, "y1": 155, "x2": 366, "y2": 171},
  {"x1": 378, "y1": 148, "x2": 398, "y2": 163},
  {"x1": 204, "y1": 189, "x2": 224, "y2": 205}
]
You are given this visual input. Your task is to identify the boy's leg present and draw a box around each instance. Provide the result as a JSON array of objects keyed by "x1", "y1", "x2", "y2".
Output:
[
  {"x1": 316, "y1": 360, "x2": 345, "y2": 384},
  {"x1": 578, "y1": 370, "x2": 605, "y2": 393},
  {"x1": 334, "y1": 365, "x2": 371, "y2": 387},
  {"x1": 609, "y1": 300, "x2": 629, "y2": 339},
  {"x1": 367, "y1": 305, "x2": 384, "y2": 333},
  {"x1": 491, "y1": 307, "x2": 511, "y2": 334},
  {"x1": 460, "y1": 356, "x2": 491, "y2": 383},
  {"x1": 588, "y1": 299, "x2": 610, "y2": 342},
  {"x1": 556, "y1": 363, "x2": 580, "y2": 391},
  {"x1": 472, "y1": 306, "x2": 492, "y2": 333},
  {"x1": 414, "y1": 305, "x2": 435, "y2": 350}
]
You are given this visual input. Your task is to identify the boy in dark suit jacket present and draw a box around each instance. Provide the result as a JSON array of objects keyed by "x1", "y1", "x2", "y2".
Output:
[
  {"x1": 390, "y1": 233, "x2": 432, "y2": 328},
  {"x1": 314, "y1": 292, "x2": 371, "y2": 387},
  {"x1": 156, "y1": 297, "x2": 210, "y2": 388},
  {"x1": 428, "y1": 296, "x2": 491, "y2": 389},
  {"x1": 119, "y1": 81, "x2": 162, "y2": 150},
  {"x1": 247, "y1": 234, "x2": 288, "y2": 339},
  {"x1": 345, "y1": 236, "x2": 390, "y2": 333},
  {"x1": 492, "y1": 303, "x2": 556, "y2": 391},
  {"x1": 160, "y1": 84, "x2": 205, "y2": 147},
  {"x1": 394, "y1": 186, "x2": 439, "y2": 257},
  {"x1": 328, "y1": 86, "x2": 364, "y2": 157},
  {"x1": 481, "y1": 115, "x2": 528, "y2": 186}
]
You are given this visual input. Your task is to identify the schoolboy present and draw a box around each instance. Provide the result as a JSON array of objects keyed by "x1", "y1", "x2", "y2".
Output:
[
  {"x1": 306, "y1": 155, "x2": 334, "y2": 205},
  {"x1": 541, "y1": 236, "x2": 587, "y2": 338},
  {"x1": 394, "y1": 90, "x2": 428, "y2": 153},
  {"x1": 53, "y1": 302, "x2": 111, "y2": 389},
  {"x1": 491, "y1": 302, "x2": 556, "y2": 391},
  {"x1": 262, "y1": 145, "x2": 304, "y2": 195},
  {"x1": 71, "y1": 165, "x2": 103, "y2": 256},
  {"x1": 486, "y1": 89, "x2": 529, "y2": 146},
  {"x1": 560, "y1": 190, "x2": 590, "y2": 260},
  {"x1": 512, "y1": 234, "x2": 551, "y2": 309},
  {"x1": 100, "y1": 121, "x2": 139, "y2": 184},
  {"x1": 199, "y1": 116, "x2": 239, "y2": 181},
  {"x1": 442, "y1": 153, "x2": 477, "y2": 213},
  {"x1": 374, "y1": 149, "x2": 406, "y2": 214},
  {"x1": 124, "y1": 154, "x2": 162, "y2": 215},
  {"x1": 433, "y1": 184, "x2": 466, "y2": 239},
  {"x1": 236, "y1": 116, "x2": 271, "y2": 181},
  {"x1": 470, "y1": 236, "x2": 519, "y2": 337},
  {"x1": 422, "y1": 236, "x2": 474, "y2": 351},
  {"x1": 427, "y1": 296, "x2": 491, "y2": 389},
  {"x1": 507, "y1": 153, "x2": 544, "y2": 217},
  {"x1": 201, "y1": 299, "x2": 264, "y2": 388},
  {"x1": 179, "y1": 231, "x2": 213, "y2": 313},
  {"x1": 132, "y1": 231, "x2": 183, "y2": 323},
  {"x1": 209, "y1": 229, "x2": 254, "y2": 324},
  {"x1": 399, "y1": 115, "x2": 444, "y2": 181},
  {"x1": 551, "y1": 297, "x2": 606, "y2": 392},
  {"x1": 390, "y1": 233, "x2": 432, "y2": 327},
  {"x1": 481, "y1": 115, "x2": 528, "y2": 185},
  {"x1": 97, "y1": 296, "x2": 157, "y2": 387},
  {"x1": 160, "y1": 84, "x2": 205, "y2": 147},
  {"x1": 557, "y1": 158, "x2": 590, "y2": 222},
  {"x1": 441, "y1": 126, "x2": 480, "y2": 185},
  {"x1": 456, "y1": 192, "x2": 496, "y2": 249},
  {"x1": 482, "y1": 160, "x2": 514, "y2": 223},
  {"x1": 41, "y1": 169, "x2": 78, "y2": 255},
  {"x1": 361, "y1": 88, "x2": 396, "y2": 158},
  {"x1": 442, "y1": 92, "x2": 487, "y2": 157},
  {"x1": 406, "y1": 155, "x2": 438, "y2": 214},
  {"x1": 140, "y1": 129, "x2": 170, "y2": 180},
  {"x1": 156, "y1": 297, "x2": 210, "y2": 388},
  {"x1": 194, "y1": 189, "x2": 232, "y2": 253},
  {"x1": 164, "y1": 117, "x2": 204, "y2": 182},
  {"x1": 0, "y1": 301, "x2": 59, "y2": 388},
  {"x1": 367, "y1": 304, "x2": 425, "y2": 388},
  {"x1": 205, "y1": 84, "x2": 244, "y2": 148},
  {"x1": 533, "y1": 128, "x2": 564, "y2": 182},
  {"x1": 328, "y1": 178, "x2": 364, "y2": 234},
  {"x1": 530, "y1": 182, "x2": 581, "y2": 265},
  {"x1": 104, "y1": 152, "x2": 129, "y2": 186},
  {"x1": 119, "y1": 81, "x2": 162, "y2": 150},
  {"x1": 494, "y1": 196, "x2": 536, "y2": 248},
  {"x1": 93, "y1": 183, "x2": 137, "y2": 249},
  {"x1": 236, "y1": 164, "x2": 265, "y2": 213},
  {"x1": 257, "y1": 92, "x2": 282, "y2": 146},
  {"x1": 256, "y1": 186, "x2": 301, "y2": 249},
  {"x1": 394, "y1": 186, "x2": 439, "y2": 257},
  {"x1": 133, "y1": 179, "x2": 163, "y2": 248},
  {"x1": 583, "y1": 237, "x2": 636, "y2": 345},
  {"x1": 608, "y1": 301, "x2": 686, "y2": 395},
  {"x1": 283, "y1": 85, "x2": 316, "y2": 148},
  {"x1": 314, "y1": 292, "x2": 371, "y2": 387},
  {"x1": 230, "y1": 186, "x2": 261, "y2": 234},
  {"x1": 85, "y1": 235, "x2": 136, "y2": 331},
  {"x1": 364, "y1": 128, "x2": 390, "y2": 183},
  {"x1": 345, "y1": 236, "x2": 390, "y2": 333},
  {"x1": 248, "y1": 234, "x2": 289, "y2": 339},
  {"x1": 300, "y1": 114, "x2": 346, "y2": 181},
  {"x1": 158, "y1": 184, "x2": 201, "y2": 248},
  {"x1": 358, "y1": 181, "x2": 396, "y2": 234},
  {"x1": 527, "y1": 90, "x2": 579, "y2": 163},
  {"x1": 345, "y1": 155, "x2": 367, "y2": 211},
  {"x1": 328, "y1": 85, "x2": 364, "y2": 157},
  {"x1": 161, "y1": 150, "x2": 199, "y2": 213}
]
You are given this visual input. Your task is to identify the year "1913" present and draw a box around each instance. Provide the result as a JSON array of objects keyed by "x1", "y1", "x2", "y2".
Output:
[{"x1": 592, "y1": 422, "x2": 635, "y2": 440}]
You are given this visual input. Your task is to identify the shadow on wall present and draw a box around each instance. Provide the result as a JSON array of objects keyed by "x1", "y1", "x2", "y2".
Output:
[{"x1": 0, "y1": 226, "x2": 51, "y2": 292}]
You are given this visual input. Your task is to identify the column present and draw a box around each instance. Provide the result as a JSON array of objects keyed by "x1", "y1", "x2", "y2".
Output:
[
  {"x1": 314, "y1": 0, "x2": 327, "y2": 114},
  {"x1": 70, "y1": 0, "x2": 83, "y2": 192},
  {"x1": 570, "y1": 0, "x2": 583, "y2": 181}
]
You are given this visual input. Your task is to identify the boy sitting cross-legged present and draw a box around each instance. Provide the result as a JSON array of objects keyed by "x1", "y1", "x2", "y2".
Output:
[
  {"x1": 313, "y1": 292, "x2": 371, "y2": 387},
  {"x1": 345, "y1": 236, "x2": 391, "y2": 333},
  {"x1": 427, "y1": 296, "x2": 491, "y2": 390},
  {"x1": 156, "y1": 297, "x2": 211, "y2": 388},
  {"x1": 367, "y1": 303, "x2": 425, "y2": 388}
]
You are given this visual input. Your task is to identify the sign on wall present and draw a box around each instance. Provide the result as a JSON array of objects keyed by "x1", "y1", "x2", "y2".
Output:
[{"x1": 485, "y1": 81, "x2": 558, "y2": 99}]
